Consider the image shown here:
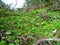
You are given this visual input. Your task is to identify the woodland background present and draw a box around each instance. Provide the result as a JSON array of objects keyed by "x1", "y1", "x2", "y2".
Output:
[{"x1": 0, "y1": 0, "x2": 60, "y2": 45}]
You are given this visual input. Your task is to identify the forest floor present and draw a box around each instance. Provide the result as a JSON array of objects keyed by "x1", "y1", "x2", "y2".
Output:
[{"x1": 0, "y1": 8, "x2": 60, "y2": 45}]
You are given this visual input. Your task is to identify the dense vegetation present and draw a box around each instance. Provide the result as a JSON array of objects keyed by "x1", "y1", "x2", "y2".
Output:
[{"x1": 0, "y1": 0, "x2": 60, "y2": 45}]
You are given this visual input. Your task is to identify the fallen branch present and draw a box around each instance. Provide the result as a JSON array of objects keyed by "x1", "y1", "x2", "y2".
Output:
[
  {"x1": 40, "y1": 38, "x2": 60, "y2": 41},
  {"x1": 33, "y1": 38, "x2": 60, "y2": 45}
]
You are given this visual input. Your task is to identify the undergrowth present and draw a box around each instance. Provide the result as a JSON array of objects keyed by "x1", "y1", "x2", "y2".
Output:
[{"x1": 0, "y1": 8, "x2": 60, "y2": 45}]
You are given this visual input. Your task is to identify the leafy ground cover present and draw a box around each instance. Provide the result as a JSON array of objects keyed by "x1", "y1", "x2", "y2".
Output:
[{"x1": 0, "y1": 8, "x2": 60, "y2": 45}]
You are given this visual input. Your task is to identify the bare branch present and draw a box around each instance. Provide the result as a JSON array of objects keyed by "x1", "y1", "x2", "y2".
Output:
[
  {"x1": 39, "y1": 38, "x2": 60, "y2": 41},
  {"x1": 33, "y1": 38, "x2": 60, "y2": 45}
]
